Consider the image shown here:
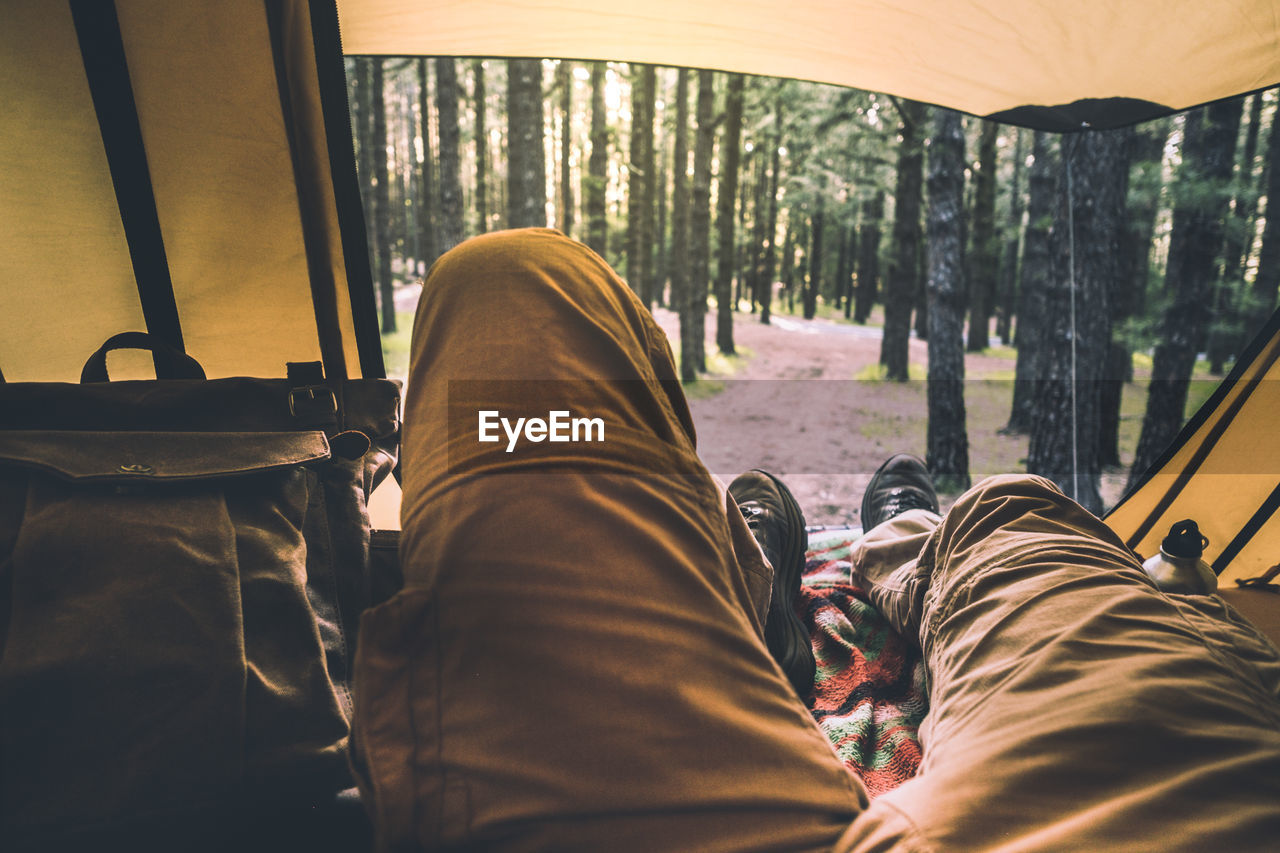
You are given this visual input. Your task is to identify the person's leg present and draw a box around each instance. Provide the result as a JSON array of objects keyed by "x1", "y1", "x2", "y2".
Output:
[
  {"x1": 350, "y1": 229, "x2": 863, "y2": 852},
  {"x1": 842, "y1": 473, "x2": 1280, "y2": 851}
]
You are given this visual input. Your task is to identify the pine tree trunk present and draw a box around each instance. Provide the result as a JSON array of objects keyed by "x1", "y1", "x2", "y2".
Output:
[
  {"x1": 353, "y1": 58, "x2": 380, "y2": 289},
  {"x1": 671, "y1": 69, "x2": 695, "y2": 382},
  {"x1": 882, "y1": 99, "x2": 926, "y2": 381},
  {"x1": 556, "y1": 61, "x2": 574, "y2": 237},
  {"x1": 1028, "y1": 128, "x2": 1129, "y2": 513},
  {"x1": 639, "y1": 66, "x2": 658, "y2": 308},
  {"x1": 804, "y1": 199, "x2": 824, "y2": 320},
  {"x1": 435, "y1": 58, "x2": 464, "y2": 253},
  {"x1": 835, "y1": 226, "x2": 850, "y2": 313},
  {"x1": 967, "y1": 120, "x2": 999, "y2": 351},
  {"x1": 1129, "y1": 102, "x2": 1241, "y2": 490},
  {"x1": 843, "y1": 227, "x2": 859, "y2": 319},
  {"x1": 506, "y1": 59, "x2": 546, "y2": 229},
  {"x1": 1100, "y1": 126, "x2": 1160, "y2": 467},
  {"x1": 1236, "y1": 94, "x2": 1266, "y2": 281},
  {"x1": 759, "y1": 96, "x2": 784, "y2": 326},
  {"x1": 996, "y1": 128, "x2": 1024, "y2": 344},
  {"x1": 1206, "y1": 98, "x2": 1246, "y2": 374},
  {"x1": 1246, "y1": 99, "x2": 1280, "y2": 343},
  {"x1": 925, "y1": 108, "x2": 970, "y2": 492},
  {"x1": 654, "y1": 143, "x2": 669, "y2": 307},
  {"x1": 715, "y1": 74, "x2": 744, "y2": 356},
  {"x1": 472, "y1": 60, "x2": 488, "y2": 235},
  {"x1": 584, "y1": 61, "x2": 608, "y2": 257},
  {"x1": 372, "y1": 59, "x2": 396, "y2": 333},
  {"x1": 625, "y1": 66, "x2": 644, "y2": 292},
  {"x1": 1006, "y1": 132, "x2": 1056, "y2": 433},
  {"x1": 854, "y1": 192, "x2": 883, "y2": 322},
  {"x1": 690, "y1": 70, "x2": 715, "y2": 374}
]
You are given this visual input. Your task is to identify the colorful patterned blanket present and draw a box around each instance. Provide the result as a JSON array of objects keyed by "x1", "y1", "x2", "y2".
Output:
[{"x1": 801, "y1": 527, "x2": 928, "y2": 797}]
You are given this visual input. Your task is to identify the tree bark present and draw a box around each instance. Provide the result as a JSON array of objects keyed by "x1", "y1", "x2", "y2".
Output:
[
  {"x1": 671, "y1": 69, "x2": 695, "y2": 382},
  {"x1": 639, "y1": 66, "x2": 658, "y2": 308},
  {"x1": 843, "y1": 226, "x2": 859, "y2": 319},
  {"x1": 715, "y1": 74, "x2": 744, "y2": 356},
  {"x1": 854, "y1": 191, "x2": 884, "y2": 322},
  {"x1": 925, "y1": 108, "x2": 970, "y2": 492},
  {"x1": 759, "y1": 96, "x2": 784, "y2": 326},
  {"x1": 1246, "y1": 98, "x2": 1280, "y2": 344},
  {"x1": 506, "y1": 59, "x2": 546, "y2": 228},
  {"x1": 882, "y1": 98, "x2": 926, "y2": 381},
  {"x1": 472, "y1": 60, "x2": 488, "y2": 234},
  {"x1": 1100, "y1": 124, "x2": 1166, "y2": 466},
  {"x1": 1006, "y1": 132, "x2": 1056, "y2": 433},
  {"x1": 996, "y1": 128, "x2": 1024, "y2": 344},
  {"x1": 585, "y1": 62, "x2": 609, "y2": 257},
  {"x1": 1027, "y1": 129, "x2": 1130, "y2": 514},
  {"x1": 690, "y1": 69, "x2": 715, "y2": 373},
  {"x1": 805, "y1": 198, "x2": 824, "y2": 320},
  {"x1": 435, "y1": 58, "x2": 465, "y2": 254},
  {"x1": 556, "y1": 61, "x2": 574, "y2": 237},
  {"x1": 1207, "y1": 98, "x2": 1247, "y2": 373},
  {"x1": 967, "y1": 120, "x2": 999, "y2": 351},
  {"x1": 1129, "y1": 102, "x2": 1241, "y2": 490},
  {"x1": 371, "y1": 59, "x2": 396, "y2": 333}
]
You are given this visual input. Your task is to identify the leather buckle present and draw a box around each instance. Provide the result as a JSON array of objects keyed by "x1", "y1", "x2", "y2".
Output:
[{"x1": 289, "y1": 386, "x2": 338, "y2": 424}]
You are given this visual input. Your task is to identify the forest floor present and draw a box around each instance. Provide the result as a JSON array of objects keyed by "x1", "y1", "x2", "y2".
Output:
[
  {"x1": 385, "y1": 282, "x2": 1218, "y2": 528},
  {"x1": 652, "y1": 302, "x2": 1153, "y2": 527}
]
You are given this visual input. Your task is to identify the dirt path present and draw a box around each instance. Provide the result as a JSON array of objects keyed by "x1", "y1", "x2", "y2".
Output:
[{"x1": 652, "y1": 305, "x2": 1122, "y2": 527}]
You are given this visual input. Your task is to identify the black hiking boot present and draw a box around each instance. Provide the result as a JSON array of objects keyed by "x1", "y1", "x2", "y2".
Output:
[
  {"x1": 860, "y1": 453, "x2": 940, "y2": 530},
  {"x1": 728, "y1": 469, "x2": 816, "y2": 698}
]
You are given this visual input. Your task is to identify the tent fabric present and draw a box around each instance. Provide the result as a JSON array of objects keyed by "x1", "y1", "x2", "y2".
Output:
[
  {"x1": 1106, "y1": 305, "x2": 1280, "y2": 586},
  {"x1": 0, "y1": 0, "x2": 381, "y2": 383},
  {"x1": 335, "y1": 0, "x2": 1280, "y2": 131}
]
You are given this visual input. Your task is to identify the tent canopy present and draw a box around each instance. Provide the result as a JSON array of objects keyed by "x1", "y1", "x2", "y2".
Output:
[
  {"x1": 2, "y1": 0, "x2": 1278, "y2": 582},
  {"x1": 336, "y1": 0, "x2": 1280, "y2": 131}
]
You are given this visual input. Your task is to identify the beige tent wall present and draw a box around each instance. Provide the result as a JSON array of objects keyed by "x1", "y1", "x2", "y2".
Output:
[{"x1": 1, "y1": 0, "x2": 366, "y2": 382}]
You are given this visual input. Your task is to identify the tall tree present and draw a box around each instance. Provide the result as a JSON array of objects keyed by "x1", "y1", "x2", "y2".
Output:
[
  {"x1": 715, "y1": 73, "x2": 745, "y2": 355},
  {"x1": 1129, "y1": 101, "x2": 1242, "y2": 490},
  {"x1": 507, "y1": 59, "x2": 546, "y2": 228},
  {"x1": 626, "y1": 66, "x2": 649, "y2": 298},
  {"x1": 925, "y1": 108, "x2": 971, "y2": 492},
  {"x1": 1245, "y1": 100, "x2": 1280, "y2": 343},
  {"x1": 1206, "y1": 98, "x2": 1247, "y2": 373},
  {"x1": 435, "y1": 58, "x2": 464, "y2": 253},
  {"x1": 881, "y1": 98, "x2": 927, "y2": 381},
  {"x1": 996, "y1": 128, "x2": 1024, "y2": 344},
  {"x1": 854, "y1": 191, "x2": 884, "y2": 322},
  {"x1": 689, "y1": 69, "x2": 715, "y2": 373},
  {"x1": 1100, "y1": 122, "x2": 1167, "y2": 466},
  {"x1": 1028, "y1": 129, "x2": 1131, "y2": 514},
  {"x1": 412, "y1": 60, "x2": 439, "y2": 264},
  {"x1": 639, "y1": 65, "x2": 658, "y2": 306},
  {"x1": 671, "y1": 69, "x2": 695, "y2": 382},
  {"x1": 1006, "y1": 132, "x2": 1057, "y2": 433},
  {"x1": 966, "y1": 120, "x2": 999, "y2": 351},
  {"x1": 472, "y1": 60, "x2": 488, "y2": 234},
  {"x1": 584, "y1": 61, "x2": 608, "y2": 256},
  {"x1": 842, "y1": 227, "x2": 859, "y2": 319},
  {"x1": 759, "y1": 95, "x2": 785, "y2": 325},
  {"x1": 371, "y1": 59, "x2": 395, "y2": 333},
  {"x1": 556, "y1": 61, "x2": 574, "y2": 237},
  {"x1": 805, "y1": 198, "x2": 824, "y2": 320}
]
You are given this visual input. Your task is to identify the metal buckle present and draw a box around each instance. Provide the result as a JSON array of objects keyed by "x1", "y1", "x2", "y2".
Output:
[{"x1": 288, "y1": 385, "x2": 338, "y2": 423}]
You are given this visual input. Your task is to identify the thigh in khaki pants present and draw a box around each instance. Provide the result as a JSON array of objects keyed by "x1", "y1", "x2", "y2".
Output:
[{"x1": 350, "y1": 229, "x2": 863, "y2": 852}]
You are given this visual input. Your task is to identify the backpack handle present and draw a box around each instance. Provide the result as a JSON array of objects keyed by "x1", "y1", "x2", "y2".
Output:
[{"x1": 80, "y1": 332, "x2": 207, "y2": 383}]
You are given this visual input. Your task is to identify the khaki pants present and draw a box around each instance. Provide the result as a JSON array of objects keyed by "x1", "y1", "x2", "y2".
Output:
[{"x1": 352, "y1": 229, "x2": 1280, "y2": 851}]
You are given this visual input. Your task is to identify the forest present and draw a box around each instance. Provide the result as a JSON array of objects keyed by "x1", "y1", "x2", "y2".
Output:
[{"x1": 345, "y1": 57, "x2": 1280, "y2": 515}]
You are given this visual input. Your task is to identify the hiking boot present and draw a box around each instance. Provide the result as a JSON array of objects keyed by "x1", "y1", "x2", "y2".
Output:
[
  {"x1": 860, "y1": 453, "x2": 940, "y2": 530},
  {"x1": 728, "y1": 469, "x2": 816, "y2": 698}
]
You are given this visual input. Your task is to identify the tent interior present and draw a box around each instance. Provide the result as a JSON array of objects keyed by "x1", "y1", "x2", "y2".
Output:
[
  {"x1": 3, "y1": 0, "x2": 1280, "y2": 846},
  {"x1": 4, "y1": 0, "x2": 1278, "y2": 607},
  {"x1": 4, "y1": 0, "x2": 1280, "y2": 765}
]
